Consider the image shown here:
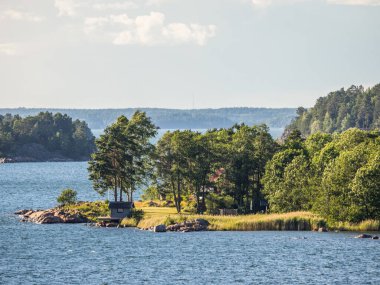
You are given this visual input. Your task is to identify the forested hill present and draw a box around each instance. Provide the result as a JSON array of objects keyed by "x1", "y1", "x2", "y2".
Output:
[
  {"x1": 0, "y1": 108, "x2": 296, "y2": 130},
  {"x1": 0, "y1": 112, "x2": 95, "y2": 162},
  {"x1": 286, "y1": 84, "x2": 380, "y2": 136}
]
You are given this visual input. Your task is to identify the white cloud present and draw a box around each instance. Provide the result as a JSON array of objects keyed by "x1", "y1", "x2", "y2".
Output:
[
  {"x1": 0, "y1": 43, "x2": 19, "y2": 56},
  {"x1": 327, "y1": 0, "x2": 380, "y2": 5},
  {"x1": 54, "y1": 0, "x2": 78, "y2": 17},
  {"x1": 85, "y1": 12, "x2": 216, "y2": 46},
  {"x1": 1, "y1": 9, "x2": 43, "y2": 22},
  {"x1": 93, "y1": 2, "x2": 138, "y2": 10},
  {"x1": 162, "y1": 23, "x2": 217, "y2": 46}
]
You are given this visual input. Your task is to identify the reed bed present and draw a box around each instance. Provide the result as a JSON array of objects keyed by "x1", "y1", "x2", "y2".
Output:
[
  {"x1": 330, "y1": 220, "x2": 380, "y2": 232},
  {"x1": 136, "y1": 210, "x2": 326, "y2": 231}
]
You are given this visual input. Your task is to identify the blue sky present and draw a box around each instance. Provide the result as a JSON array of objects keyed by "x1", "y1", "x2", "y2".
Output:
[{"x1": 0, "y1": 0, "x2": 379, "y2": 108}]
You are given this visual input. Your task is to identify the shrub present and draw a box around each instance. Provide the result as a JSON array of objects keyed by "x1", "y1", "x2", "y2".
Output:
[
  {"x1": 131, "y1": 209, "x2": 144, "y2": 223},
  {"x1": 57, "y1": 189, "x2": 77, "y2": 205},
  {"x1": 121, "y1": 209, "x2": 145, "y2": 227}
]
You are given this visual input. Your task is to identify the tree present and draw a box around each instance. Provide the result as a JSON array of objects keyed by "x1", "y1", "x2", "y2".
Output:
[
  {"x1": 352, "y1": 154, "x2": 380, "y2": 221},
  {"x1": 57, "y1": 189, "x2": 77, "y2": 205}
]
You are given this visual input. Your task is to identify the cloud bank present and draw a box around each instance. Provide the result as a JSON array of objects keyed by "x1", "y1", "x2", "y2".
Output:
[{"x1": 85, "y1": 12, "x2": 216, "y2": 46}]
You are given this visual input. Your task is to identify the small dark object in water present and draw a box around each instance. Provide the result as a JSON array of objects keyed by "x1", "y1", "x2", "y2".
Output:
[
  {"x1": 355, "y1": 234, "x2": 372, "y2": 239},
  {"x1": 372, "y1": 236, "x2": 379, "y2": 240}
]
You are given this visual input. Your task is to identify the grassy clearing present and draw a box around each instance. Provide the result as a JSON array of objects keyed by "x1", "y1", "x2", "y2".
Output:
[{"x1": 61, "y1": 201, "x2": 109, "y2": 222}]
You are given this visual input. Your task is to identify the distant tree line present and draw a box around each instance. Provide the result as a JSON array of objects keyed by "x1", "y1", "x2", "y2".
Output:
[
  {"x1": 0, "y1": 112, "x2": 95, "y2": 160},
  {"x1": 286, "y1": 84, "x2": 380, "y2": 136},
  {"x1": 0, "y1": 107, "x2": 296, "y2": 130},
  {"x1": 90, "y1": 111, "x2": 380, "y2": 223}
]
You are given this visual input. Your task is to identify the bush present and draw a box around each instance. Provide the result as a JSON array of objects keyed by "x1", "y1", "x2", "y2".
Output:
[
  {"x1": 120, "y1": 209, "x2": 145, "y2": 227},
  {"x1": 57, "y1": 189, "x2": 77, "y2": 205}
]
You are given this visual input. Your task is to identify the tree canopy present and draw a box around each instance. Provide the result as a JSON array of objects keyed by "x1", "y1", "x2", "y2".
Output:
[
  {"x1": 88, "y1": 111, "x2": 158, "y2": 202},
  {"x1": 286, "y1": 83, "x2": 380, "y2": 136},
  {"x1": 262, "y1": 128, "x2": 380, "y2": 223}
]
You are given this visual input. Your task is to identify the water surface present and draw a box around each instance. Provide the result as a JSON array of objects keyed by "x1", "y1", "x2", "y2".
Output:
[{"x1": 0, "y1": 162, "x2": 379, "y2": 285}]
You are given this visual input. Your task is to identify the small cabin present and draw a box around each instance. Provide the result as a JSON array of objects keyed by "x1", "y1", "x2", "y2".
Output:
[{"x1": 109, "y1": 201, "x2": 134, "y2": 221}]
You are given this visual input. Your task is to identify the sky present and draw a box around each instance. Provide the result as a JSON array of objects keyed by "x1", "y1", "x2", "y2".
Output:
[{"x1": 0, "y1": 0, "x2": 379, "y2": 109}]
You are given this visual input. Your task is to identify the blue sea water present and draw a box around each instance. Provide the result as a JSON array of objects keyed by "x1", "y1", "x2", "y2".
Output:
[{"x1": 1, "y1": 162, "x2": 379, "y2": 285}]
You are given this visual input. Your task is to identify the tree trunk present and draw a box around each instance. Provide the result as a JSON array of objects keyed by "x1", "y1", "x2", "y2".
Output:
[
  {"x1": 119, "y1": 180, "x2": 123, "y2": 202},
  {"x1": 114, "y1": 176, "x2": 118, "y2": 202},
  {"x1": 171, "y1": 179, "x2": 179, "y2": 213}
]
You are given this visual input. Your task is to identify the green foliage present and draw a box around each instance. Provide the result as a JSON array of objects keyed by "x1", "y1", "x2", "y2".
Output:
[
  {"x1": 154, "y1": 124, "x2": 276, "y2": 214},
  {"x1": 0, "y1": 112, "x2": 95, "y2": 160},
  {"x1": 88, "y1": 111, "x2": 158, "y2": 202},
  {"x1": 141, "y1": 186, "x2": 161, "y2": 201},
  {"x1": 286, "y1": 83, "x2": 380, "y2": 136},
  {"x1": 57, "y1": 189, "x2": 77, "y2": 205},
  {"x1": 263, "y1": 127, "x2": 380, "y2": 223},
  {"x1": 205, "y1": 193, "x2": 235, "y2": 215}
]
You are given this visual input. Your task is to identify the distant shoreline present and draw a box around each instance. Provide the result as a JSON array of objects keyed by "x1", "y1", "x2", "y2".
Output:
[{"x1": 0, "y1": 157, "x2": 88, "y2": 163}]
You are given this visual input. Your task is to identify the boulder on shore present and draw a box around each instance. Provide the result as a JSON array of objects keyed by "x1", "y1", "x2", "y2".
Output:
[{"x1": 154, "y1": 224, "x2": 167, "y2": 232}]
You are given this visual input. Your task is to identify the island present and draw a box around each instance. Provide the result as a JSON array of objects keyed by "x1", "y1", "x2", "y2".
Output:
[{"x1": 0, "y1": 112, "x2": 95, "y2": 162}]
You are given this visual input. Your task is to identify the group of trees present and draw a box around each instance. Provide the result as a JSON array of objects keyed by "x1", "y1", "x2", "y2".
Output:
[
  {"x1": 287, "y1": 84, "x2": 380, "y2": 136},
  {"x1": 89, "y1": 113, "x2": 277, "y2": 214},
  {"x1": 262, "y1": 129, "x2": 380, "y2": 222},
  {"x1": 88, "y1": 111, "x2": 157, "y2": 202},
  {"x1": 89, "y1": 97, "x2": 380, "y2": 223},
  {"x1": 0, "y1": 112, "x2": 95, "y2": 159},
  {"x1": 153, "y1": 125, "x2": 277, "y2": 214}
]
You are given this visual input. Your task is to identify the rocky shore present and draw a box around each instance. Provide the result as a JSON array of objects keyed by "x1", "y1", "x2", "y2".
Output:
[
  {"x1": 15, "y1": 209, "x2": 88, "y2": 224},
  {"x1": 144, "y1": 219, "x2": 210, "y2": 233}
]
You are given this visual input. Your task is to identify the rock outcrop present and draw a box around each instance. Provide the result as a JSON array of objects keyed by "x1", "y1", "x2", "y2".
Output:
[
  {"x1": 15, "y1": 208, "x2": 88, "y2": 224},
  {"x1": 146, "y1": 218, "x2": 209, "y2": 233}
]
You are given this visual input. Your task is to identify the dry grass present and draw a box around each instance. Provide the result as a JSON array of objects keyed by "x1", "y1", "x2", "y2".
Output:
[
  {"x1": 330, "y1": 220, "x2": 380, "y2": 232},
  {"x1": 135, "y1": 208, "x2": 326, "y2": 231}
]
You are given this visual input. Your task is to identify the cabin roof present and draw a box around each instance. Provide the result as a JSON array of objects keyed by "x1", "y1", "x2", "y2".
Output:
[{"x1": 109, "y1": 201, "x2": 134, "y2": 209}]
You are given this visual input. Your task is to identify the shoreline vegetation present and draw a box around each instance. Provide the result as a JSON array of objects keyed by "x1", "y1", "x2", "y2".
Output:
[{"x1": 15, "y1": 201, "x2": 380, "y2": 232}]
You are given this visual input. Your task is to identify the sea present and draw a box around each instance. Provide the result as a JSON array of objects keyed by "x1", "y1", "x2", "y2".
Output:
[{"x1": 0, "y1": 128, "x2": 379, "y2": 284}]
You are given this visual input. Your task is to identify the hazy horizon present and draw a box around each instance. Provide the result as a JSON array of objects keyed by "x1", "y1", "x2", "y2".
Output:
[
  {"x1": 1, "y1": 0, "x2": 379, "y2": 109},
  {"x1": 0, "y1": 106, "x2": 296, "y2": 111}
]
